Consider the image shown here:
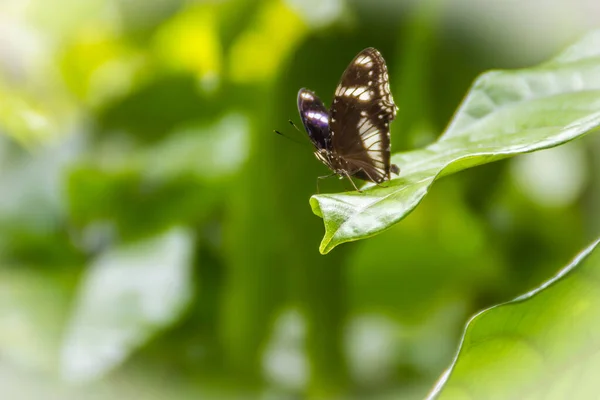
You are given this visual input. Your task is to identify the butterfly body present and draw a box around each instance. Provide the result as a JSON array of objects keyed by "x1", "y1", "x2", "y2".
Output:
[{"x1": 297, "y1": 48, "x2": 399, "y2": 189}]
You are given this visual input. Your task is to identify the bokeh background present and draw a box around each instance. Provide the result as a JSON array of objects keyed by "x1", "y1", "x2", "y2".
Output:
[{"x1": 1, "y1": 0, "x2": 599, "y2": 399}]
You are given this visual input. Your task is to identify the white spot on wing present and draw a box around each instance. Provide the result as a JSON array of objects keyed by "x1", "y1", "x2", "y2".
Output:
[
  {"x1": 344, "y1": 87, "x2": 356, "y2": 96},
  {"x1": 358, "y1": 91, "x2": 372, "y2": 101},
  {"x1": 363, "y1": 133, "x2": 382, "y2": 150},
  {"x1": 300, "y1": 91, "x2": 314, "y2": 100},
  {"x1": 357, "y1": 117, "x2": 383, "y2": 152},
  {"x1": 306, "y1": 111, "x2": 328, "y2": 125},
  {"x1": 339, "y1": 86, "x2": 370, "y2": 99},
  {"x1": 355, "y1": 55, "x2": 372, "y2": 65}
]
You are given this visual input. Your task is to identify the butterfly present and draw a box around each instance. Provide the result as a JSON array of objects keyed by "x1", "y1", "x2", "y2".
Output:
[{"x1": 297, "y1": 47, "x2": 400, "y2": 192}]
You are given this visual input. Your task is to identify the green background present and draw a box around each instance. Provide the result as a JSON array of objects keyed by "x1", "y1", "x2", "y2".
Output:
[{"x1": 0, "y1": 0, "x2": 599, "y2": 399}]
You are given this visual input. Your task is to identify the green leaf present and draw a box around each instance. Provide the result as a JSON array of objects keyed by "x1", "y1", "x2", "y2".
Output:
[
  {"x1": 60, "y1": 228, "x2": 194, "y2": 382},
  {"x1": 140, "y1": 113, "x2": 250, "y2": 181},
  {"x1": 310, "y1": 30, "x2": 600, "y2": 254},
  {"x1": 428, "y1": 238, "x2": 600, "y2": 399}
]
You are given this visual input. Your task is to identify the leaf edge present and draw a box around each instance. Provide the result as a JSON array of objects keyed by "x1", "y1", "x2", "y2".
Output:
[{"x1": 426, "y1": 237, "x2": 600, "y2": 400}]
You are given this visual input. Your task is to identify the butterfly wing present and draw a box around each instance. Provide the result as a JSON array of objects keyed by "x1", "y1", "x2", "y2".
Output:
[
  {"x1": 297, "y1": 88, "x2": 331, "y2": 151},
  {"x1": 329, "y1": 48, "x2": 397, "y2": 183}
]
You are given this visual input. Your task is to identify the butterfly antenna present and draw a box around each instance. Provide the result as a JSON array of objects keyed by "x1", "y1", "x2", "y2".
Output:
[
  {"x1": 273, "y1": 129, "x2": 310, "y2": 147},
  {"x1": 288, "y1": 119, "x2": 303, "y2": 133},
  {"x1": 287, "y1": 119, "x2": 314, "y2": 146}
]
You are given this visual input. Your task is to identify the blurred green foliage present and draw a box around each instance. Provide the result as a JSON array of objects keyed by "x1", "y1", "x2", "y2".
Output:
[{"x1": 0, "y1": 0, "x2": 599, "y2": 399}]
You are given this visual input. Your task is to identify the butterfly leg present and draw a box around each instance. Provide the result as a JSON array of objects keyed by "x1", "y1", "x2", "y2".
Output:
[
  {"x1": 356, "y1": 168, "x2": 388, "y2": 188},
  {"x1": 316, "y1": 172, "x2": 337, "y2": 194},
  {"x1": 343, "y1": 172, "x2": 362, "y2": 193}
]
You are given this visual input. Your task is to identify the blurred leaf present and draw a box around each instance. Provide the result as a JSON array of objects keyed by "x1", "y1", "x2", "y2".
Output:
[
  {"x1": 59, "y1": 28, "x2": 144, "y2": 107},
  {"x1": 286, "y1": 0, "x2": 347, "y2": 29},
  {"x1": 141, "y1": 113, "x2": 249, "y2": 181},
  {"x1": 0, "y1": 267, "x2": 75, "y2": 373},
  {"x1": 97, "y1": 73, "x2": 207, "y2": 142},
  {"x1": 25, "y1": 0, "x2": 117, "y2": 41},
  {"x1": 0, "y1": 135, "x2": 81, "y2": 226},
  {"x1": 67, "y1": 113, "x2": 248, "y2": 238},
  {"x1": 428, "y1": 238, "x2": 600, "y2": 399},
  {"x1": 0, "y1": 9, "x2": 83, "y2": 143},
  {"x1": 0, "y1": 135, "x2": 85, "y2": 265},
  {"x1": 311, "y1": 30, "x2": 600, "y2": 254},
  {"x1": 67, "y1": 167, "x2": 216, "y2": 240},
  {"x1": 0, "y1": 83, "x2": 64, "y2": 143},
  {"x1": 60, "y1": 227, "x2": 194, "y2": 382},
  {"x1": 228, "y1": 0, "x2": 307, "y2": 83},
  {"x1": 153, "y1": 4, "x2": 222, "y2": 90}
]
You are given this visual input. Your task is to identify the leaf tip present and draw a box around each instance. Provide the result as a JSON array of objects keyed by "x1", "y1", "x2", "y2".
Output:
[
  {"x1": 318, "y1": 239, "x2": 333, "y2": 255},
  {"x1": 311, "y1": 195, "x2": 336, "y2": 254}
]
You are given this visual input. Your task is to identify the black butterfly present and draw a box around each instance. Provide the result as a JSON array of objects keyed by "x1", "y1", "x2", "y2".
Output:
[{"x1": 297, "y1": 47, "x2": 399, "y2": 192}]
